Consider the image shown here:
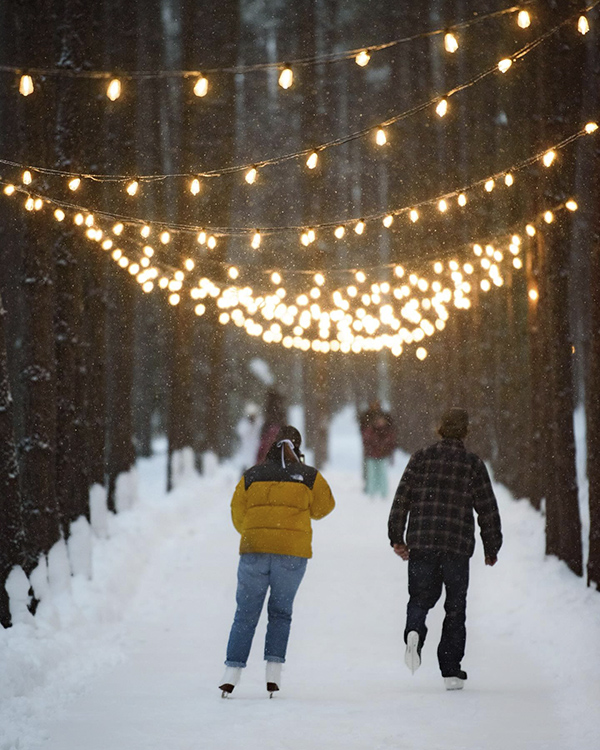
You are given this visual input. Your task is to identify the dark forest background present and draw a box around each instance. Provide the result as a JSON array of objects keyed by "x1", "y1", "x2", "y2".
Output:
[{"x1": 0, "y1": 0, "x2": 599, "y2": 628}]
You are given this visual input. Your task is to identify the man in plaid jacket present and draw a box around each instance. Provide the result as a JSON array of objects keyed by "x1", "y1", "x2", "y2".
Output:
[{"x1": 388, "y1": 407, "x2": 502, "y2": 690}]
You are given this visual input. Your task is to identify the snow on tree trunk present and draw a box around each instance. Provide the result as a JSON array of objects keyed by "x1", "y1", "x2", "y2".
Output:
[
  {"x1": 4, "y1": 566, "x2": 34, "y2": 626},
  {"x1": 67, "y1": 517, "x2": 93, "y2": 580},
  {"x1": 89, "y1": 483, "x2": 109, "y2": 539}
]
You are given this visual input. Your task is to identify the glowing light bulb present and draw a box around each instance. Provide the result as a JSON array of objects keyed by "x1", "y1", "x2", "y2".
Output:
[
  {"x1": 185, "y1": 259, "x2": 195, "y2": 271},
  {"x1": 307, "y1": 228, "x2": 316, "y2": 243},
  {"x1": 306, "y1": 151, "x2": 318, "y2": 169},
  {"x1": 334, "y1": 226, "x2": 345, "y2": 239},
  {"x1": 504, "y1": 173, "x2": 514, "y2": 186},
  {"x1": 228, "y1": 266, "x2": 239, "y2": 280},
  {"x1": 544, "y1": 211, "x2": 554, "y2": 224},
  {"x1": 271, "y1": 272, "x2": 281, "y2": 284},
  {"x1": 67, "y1": 177, "x2": 81, "y2": 191},
  {"x1": 160, "y1": 231, "x2": 171, "y2": 244},
  {"x1": 498, "y1": 58, "x2": 512, "y2": 73},
  {"x1": 251, "y1": 230, "x2": 261, "y2": 249},
  {"x1": 356, "y1": 271, "x2": 366, "y2": 283},
  {"x1": 85, "y1": 214, "x2": 94, "y2": 227},
  {"x1": 22, "y1": 171, "x2": 32, "y2": 185},
  {"x1": 444, "y1": 32, "x2": 458, "y2": 53},
  {"x1": 526, "y1": 224, "x2": 536, "y2": 237},
  {"x1": 245, "y1": 167, "x2": 257, "y2": 184},
  {"x1": 126, "y1": 180, "x2": 139, "y2": 196},
  {"x1": 197, "y1": 230, "x2": 206, "y2": 245},
  {"x1": 107, "y1": 78, "x2": 121, "y2": 101},
  {"x1": 375, "y1": 128, "x2": 387, "y2": 146},
  {"x1": 436, "y1": 99, "x2": 448, "y2": 117},
  {"x1": 207, "y1": 235, "x2": 217, "y2": 249},
  {"x1": 33, "y1": 198, "x2": 43, "y2": 210},
  {"x1": 278, "y1": 66, "x2": 293, "y2": 89},
  {"x1": 54, "y1": 208, "x2": 65, "y2": 221},
  {"x1": 190, "y1": 178, "x2": 201, "y2": 195},
  {"x1": 438, "y1": 199, "x2": 448, "y2": 213},
  {"x1": 3, "y1": 185, "x2": 15, "y2": 196},
  {"x1": 142, "y1": 281, "x2": 154, "y2": 293},
  {"x1": 481, "y1": 279, "x2": 491, "y2": 292},
  {"x1": 102, "y1": 240, "x2": 113, "y2": 250},
  {"x1": 193, "y1": 75, "x2": 208, "y2": 97},
  {"x1": 112, "y1": 222, "x2": 123, "y2": 235},
  {"x1": 434, "y1": 262, "x2": 443, "y2": 274},
  {"x1": 543, "y1": 150, "x2": 556, "y2": 167},
  {"x1": 517, "y1": 10, "x2": 531, "y2": 29},
  {"x1": 355, "y1": 220, "x2": 365, "y2": 235},
  {"x1": 585, "y1": 122, "x2": 598, "y2": 134},
  {"x1": 141, "y1": 225, "x2": 151, "y2": 238},
  {"x1": 485, "y1": 179, "x2": 495, "y2": 192},
  {"x1": 383, "y1": 214, "x2": 393, "y2": 228},
  {"x1": 566, "y1": 200, "x2": 578, "y2": 212},
  {"x1": 410, "y1": 209, "x2": 419, "y2": 223},
  {"x1": 314, "y1": 273, "x2": 325, "y2": 286},
  {"x1": 416, "y1": 347, "x2": 428, "y2": 361},
  {"x1": 19, "y1": 74, "x2": 34, "y2": 96},
  {"x1": 169, "y1": 294, "x2": 180, "y2": 306},
  {"x1": 195, "y1": 304, "x2": 206, "y2": 316},
  {"x1": 355, "y1": 49, "x2": 370, "y2": 67},
  {"x1": 394, "y1": 266, "x2": 404, "y2": 277},
  {"x1": 457, "y1": 193, "x2": 467, "y2": 206},
  {"x1": 578, "y1": 15, "x2": 590, "y2": 35},
  {"x1": 513, "y1": 257, "x2": 523, "y2": 269},
  {"x1": 529, "y1": 288, "x2": 539, "y2": 302}
]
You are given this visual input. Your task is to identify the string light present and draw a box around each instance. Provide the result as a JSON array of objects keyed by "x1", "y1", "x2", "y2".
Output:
[
  {"x1": 436, "y1": 99, "x2": 448, "y2": 117},
  {"x1": 526, "y1": 224, "x2": 536, "y2": 237},
  {"x1": 565, "y1": 199, "x2": 578, "y2": 211},
  {"x1": 438, "y1": 199, "x2": 448, "y2": 213},
  {"x1": 444, "y1": 32, "x2": 459, "y2": 53},
  {"x1": 485, "y1": 179, "x2": 495, "y2": 192},
  {"x1": 376, "y1": 128, "x2": 387, "y2": 146},
  {"x1": 22, "y1": 170, "x2": 32, "y2": 185},
  {"x1": 334, "y1": 225, "x2": 345, "y2": 239},
  {"x1": 542, "y1": 150, "x2": 556, "y2": 167},
  {"x1": 528, "y1": 288, "x2": 539, "y2": 302},
  {"x1": 278, "y1": 66, "x2": 294, "y2": 89},
  {"x1": 193, "y1": 75, "x2": 208, "y2": 97},
  {"x1": 251, "y1": 230, "x2": 261, "y2": 249},
  {"x1": 245, "y1": 167, "x2": 258, "y2": 184},
  {"x1": 207, "y1": 235, "x2": 217, "y2": 249},
  {"x1": 498, "y1": 58, "x2": 512, "y2": 73},
  {"x1": 68, "y1": 177, "x2": 81, "y2": 191},
  {"x1": 517, "y1": 10, "x2": 531, "y2": 29},
  {"x1": 54, "y1": 208, "x2": 65, "y2": 221},
  {"x1": 3, "y1": 185, "x2": 15, "y2": 196},
  {"x1": 106, "y1": 79, "x2": 121, "y2": 101},
  {"x1": 383, "y1": 214, "x2": 394, "y2": 228},
  {"x1": 306, "y1": 151, "x2": 319, "y2": 169},
  {"x1": 544, "y1": 211, "x2": 554, "y2": 224},
  {"x1": 585, "y1": 121, "x2": 598, "y2": 133},
  {"x1": 457, "y1": 193, "x2": 467, "y2": 206},
  {"x1": 355, "y1": 49, "x2": 370, "y2": 67},
  {"x1": 126, "y1": 180, "x2": 139, "y2": 196},
  {"x1": 19, "y1": 75, "x2": 34, "y2": 96},
  {"x1": 189, "y1": 178, "x2": 201, "y2": 195},
  {"x1": 160, "y1": 230, "x2": 171, "y2": 244},
  {"x1": 355, "y1": 219, "x2": 365, "y2": 235},
  {"x1": 410, "y1": 209, "x2": 419, "y2": 223},
  {"x1": 504, "y1": 173, "x2": 514, "y2": 186},
  {"x1": 578, "y1": 15, "x2": 590, "y2": 34}
]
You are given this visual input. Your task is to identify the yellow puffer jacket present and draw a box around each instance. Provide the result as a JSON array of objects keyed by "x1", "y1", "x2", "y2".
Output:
[{"x1": 231, "y1": 459, "x2": 335, "y2": 558}]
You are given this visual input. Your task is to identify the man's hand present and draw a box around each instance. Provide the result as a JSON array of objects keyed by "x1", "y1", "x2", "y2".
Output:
[
  {"x1": 393, "y1": 543, "x2": 410, "y2": 560},
  {"x1": 485, "y1": 556, "x2": 497, "y2": 566}
]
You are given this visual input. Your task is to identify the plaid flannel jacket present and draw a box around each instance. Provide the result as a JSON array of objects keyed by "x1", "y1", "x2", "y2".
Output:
[{"x1": 388, "y1": 438, "x2": 502, "y2": 558}]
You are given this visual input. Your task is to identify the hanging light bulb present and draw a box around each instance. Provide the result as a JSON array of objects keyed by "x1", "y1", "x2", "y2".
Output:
[
  {"x1": 189, "y1": 178, "x2": 201, "y2": 195},
  {"x1": 526, "y1": 224, "x2": 536, "y2": 237},
  {"x1": 271, "y1": 272, "x2": 281, "y2": 285},
  {"x1": 207, "y1": 235, "x2": 217, "y2": 249},
  {"x1": 278, "y1": 66, "x2": 294, "y2": 89},
  {"x1": 578, "y1": 15, "x2": 590, "y2": 35},
  {"x1": 383, "y1": 214, "x2": 393, "y2": 228},
  {"x1": 444, "y1": 32, "x2": 459, "y2": 53},
  {"x1": 112, "y1": 222, "x2": 123, "y2": 235},
  {"x1": 517, "y1": 10, "x2": 531, "y2": 29},
  {"x1": 504, "y1": 173, "x2": 514, "y2": 186},
  {"x1": 140, "y1": 225, "x2": 151, "y2": 238},
  {"x1": 484, "y1": 179, "x2": 495, "y2": 192},
  {"x1": 19, "y1": 74, "x2": 34, "y2": 96},
  {"x1": 409, "y1": 209, "x2": 419, "y2": 223},
  {"x1": 126, "y1": 180, "x2": 139, "y2": 196},
  {"x1": 498, "y1": 58, "x2": 512, "y2": 73},
  {"x1": 306, "y1": 151, "x2": 319, "y2": 169},
  {"x1": 544, "y1": 211, "x2": 554, "y2": 224},
  {"x1": 197, "y1": 230, "x2": 207, "y2": 245},
  {"x1": 245, "y1": 167, "x2": 258, "y2": 184},
  {"x1": 438, "y1": 199, "x2": 448, "y2": 212},
  {"x1": 106, "y1": 78, "x2": 121, "y2": 101},
  {"x1": 355, "y1": 49, "x2": 370, "y2": 67},
  {"x1": 22, "y1": 170, "x2": 32, "y2": 185},
  {"x1": 355, "y1": 219, "x2": 365, "y2": 235},
  {"x1": 160, "y1": 230, "x2": 171, "y2": 244},
  {"x1": 334, "y1": 225, "x2": 345, "y2": 239},
  {"x1": 54, "y1": 208, "x2": 65, "y2": 221},
  {"x1": 566, "y1": 200, "x2": 578, "y2": 212},
  {"x1": 68, "y1": 177, "x2": 81, "y2": 191},
  {"x1": 193, "y1": 75, "x2": 208, "y2": 97},
  {"x1": 457, "y1": 193, "x2": 467, "y2": 206},
  {"x1": 251, "y1": 230, "x2": 261, "y2": 249},
  {"x1": 300, "y1": 232, "x2": 310, "y2": 247},
  {"x1": 543, "y1": 150, "x2": 556, "y2": 167},
  {"x1": 375, "y1": 128, "x2": 387, "y2": 146},
  {"x1": 3, "y1": 185, "x2": 15, "y2": 196},
  {"x1": 436, "y1": 99, "x2": 448, "y2": 117},
  {"x1": 585, "y1": 122, "x2": 598, "y2": 134}
]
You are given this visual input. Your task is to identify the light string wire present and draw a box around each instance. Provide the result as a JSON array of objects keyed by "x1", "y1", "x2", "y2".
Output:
[
  {"x1": 3, "y1": 122, "x2": 595, "y2": 240},
  {"x1": 1, "y1": 5, "x2": 524, "y2": 80},
  {"x1": 2, "y1": 1, "x2": 596, "y2": 185}
]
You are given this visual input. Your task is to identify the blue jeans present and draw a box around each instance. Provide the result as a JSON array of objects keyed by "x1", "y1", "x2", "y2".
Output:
[
  {"x1": 405, "y1": 550, "x2": 470, "y2": 677},
  {"x1": 225, "y1": 553, "x2": 308, "y2": 668},
  {"x1": 365, "y1": 458, "x2": 388, "y2": 497}
]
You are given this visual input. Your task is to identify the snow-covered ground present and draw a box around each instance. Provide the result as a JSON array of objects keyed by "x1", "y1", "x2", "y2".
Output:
[{"x1": 1, "y1": 408, "x2": 599, "y2": 750}]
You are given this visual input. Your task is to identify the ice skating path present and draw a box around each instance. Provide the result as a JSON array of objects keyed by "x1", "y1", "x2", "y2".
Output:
[{"x1": 32, "y1": 416, "x2": 600, "y2": 750}]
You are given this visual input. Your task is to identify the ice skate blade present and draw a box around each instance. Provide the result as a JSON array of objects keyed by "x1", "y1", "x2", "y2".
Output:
[
  {"x1": 267, "y1": 681, "x2": 279, "y2": 698},
  {"x1": 404, "y1": 631, "x2": 421, "y2": 674},
  {"x1": 219, "y1": 683, "x2": 234, "y2": 698},
  {"x1": 444, "y1": 677, "x2": 465, "y2": 691}
]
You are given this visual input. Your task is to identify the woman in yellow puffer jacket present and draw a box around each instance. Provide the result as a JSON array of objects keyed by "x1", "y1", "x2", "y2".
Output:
[{"x1": 219, "y1": 426, "x2": 335, "y2": 698}]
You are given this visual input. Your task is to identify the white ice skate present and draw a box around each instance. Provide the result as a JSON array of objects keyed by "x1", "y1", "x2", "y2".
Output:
[
  {"x1": 404, "y1": 631, "x2": 421, "y2": 674},
  {"x1": 266, "y1": 661, "x2": 282, "y2": 697},
  {"x1": 219, "y1": 666, "x2": 242, "y2": 698}
]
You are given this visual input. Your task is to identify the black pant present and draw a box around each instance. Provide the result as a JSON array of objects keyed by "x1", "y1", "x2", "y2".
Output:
[{"x1": 405, "y1": 550, "x2": 470, "y2": 677}]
